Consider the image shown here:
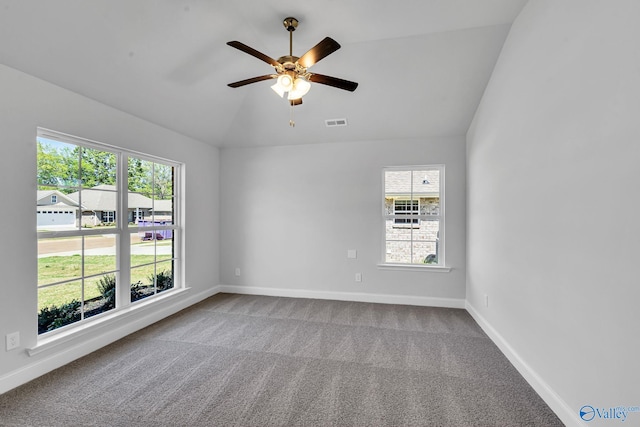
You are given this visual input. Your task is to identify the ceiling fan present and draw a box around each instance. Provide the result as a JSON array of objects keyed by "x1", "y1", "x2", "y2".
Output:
[{"x1": 227, "y1": 17, "x2": 358, "y2": 106}]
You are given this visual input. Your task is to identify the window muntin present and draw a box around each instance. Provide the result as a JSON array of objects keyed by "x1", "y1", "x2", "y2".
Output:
[
  {"x1": 383, "y1": 166, "x2": 443, "y2": 266},
  {"x1": 37, "y1": 129, "x2": 181, "y2": 335}
]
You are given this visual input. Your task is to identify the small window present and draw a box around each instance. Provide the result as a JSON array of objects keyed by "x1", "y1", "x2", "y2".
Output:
[
  {"x1": 51, "y1": 195, "x2": 57, "y2": 203},
  {"x1": 394, "y1": 200, "x2": 419, "y2": 225},
  {"x1": 101, "y1": 211, "x2": 115, "y2": 223},
  {"x1": 383, "y1": 166, "x2": 444, "y2": 266}
]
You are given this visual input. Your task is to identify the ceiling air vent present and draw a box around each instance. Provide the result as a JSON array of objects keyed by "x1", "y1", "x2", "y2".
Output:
[{"x1": 325, "y1": 118, "x2": 348, "y2": 127}]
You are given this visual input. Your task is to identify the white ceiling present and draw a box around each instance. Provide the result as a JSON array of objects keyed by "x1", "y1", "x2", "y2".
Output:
[{"x1": 0, "y1": 0, "x2": 527, "y2": 147}]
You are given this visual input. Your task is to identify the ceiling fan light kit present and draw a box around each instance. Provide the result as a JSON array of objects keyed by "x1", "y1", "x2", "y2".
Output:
[{"x1": 227, "y1": 16, "x2": 358, "y2": 124}]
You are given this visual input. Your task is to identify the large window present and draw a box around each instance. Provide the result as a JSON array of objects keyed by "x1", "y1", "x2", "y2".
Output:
[
  {"x1": 383, "y1": 166, "x2": 444, "y2": 266},
  {"x1": 36, "y1": 128, "x2": 181, "y2": 335}
]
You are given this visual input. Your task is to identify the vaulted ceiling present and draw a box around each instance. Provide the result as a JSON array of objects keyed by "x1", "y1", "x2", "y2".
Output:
[{"x1": 0, "y1": 0, "x2": 527, "y2": 147}]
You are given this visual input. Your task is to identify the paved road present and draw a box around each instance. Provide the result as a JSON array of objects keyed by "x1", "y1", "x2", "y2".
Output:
[{"x1": 38, "y1": 234, "x2": 172, "y2": 258}]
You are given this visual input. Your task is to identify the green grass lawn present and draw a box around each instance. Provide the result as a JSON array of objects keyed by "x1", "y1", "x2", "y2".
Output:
[{"x1": 38, "y1": 255, "x2": 171, "y2": 310}]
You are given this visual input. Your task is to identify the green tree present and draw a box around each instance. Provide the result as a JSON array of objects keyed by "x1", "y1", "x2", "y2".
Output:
[
  {"x1": 127, "y1": 157, "x2": 153, "y2": 195},
  {"x1": 37, "y1": 140, "x2": 77, "y2": 192},
  {"x1": 76, "y1": 146, "x2": 117, "y2": 188},
  {"x1": 154, "y1": 163, "x2": 174, "y2": 199}
]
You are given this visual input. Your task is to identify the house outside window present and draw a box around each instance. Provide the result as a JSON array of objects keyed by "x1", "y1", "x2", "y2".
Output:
[
  {"x1": 36, "y1": 128, "x2": 181, "y2": 335},
  {"x1": 50, "y1": 195, "x2": 57, "y2": 203},
  {"x1": 383, "y1": 166, "x2": 444, "y2": 266}
]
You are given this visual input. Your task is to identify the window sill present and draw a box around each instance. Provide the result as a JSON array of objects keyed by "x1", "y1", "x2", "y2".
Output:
[
  {"x1": 28, "y1": 287, "x2": 191, "y2": 357},
  {"x1": 377, "y1": 263, "x2": 451, "y2": 272}
]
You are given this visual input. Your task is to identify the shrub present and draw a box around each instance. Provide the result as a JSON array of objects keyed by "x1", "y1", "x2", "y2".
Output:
[
  {"x1": 153, "y1": 270, "x2": 173, "y2": 293},
  {"x1": 131, "y1": 280, "x2": 147, "y2": 302},
  {"x1": 38, "y1": 300, "x2": 81, "y2": 334},
  {"x1": 97, "y1": 274, "x2": 116, "y2": 310},
  {"x1": 423, "y1": 254, "x2": 438, "y2": 264}
]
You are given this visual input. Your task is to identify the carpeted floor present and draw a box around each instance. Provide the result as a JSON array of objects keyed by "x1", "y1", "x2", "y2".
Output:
[{"x1": 0, "y1": 294, "x2": 563, "y2": 426}]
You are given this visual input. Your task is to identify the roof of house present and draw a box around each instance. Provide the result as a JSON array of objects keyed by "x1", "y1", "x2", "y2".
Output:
[
  {"x1": 67, "y1": 185, "x2": 153, "y2": 211},
  {"x1": 151, "y1": 199, "x2": 173, "y2": 213},
  {"x1": 37, "y1": 190, "x2": 82, "y2": 207}
]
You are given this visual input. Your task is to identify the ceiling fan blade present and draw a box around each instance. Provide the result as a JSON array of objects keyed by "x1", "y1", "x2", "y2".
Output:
[
  {"x1": 290, "y1": 98, "x2": 303, "y2": 106},
  {"x1": 227, "y1": 41, "x2": 281, "y2": 67},
  {"x1": 308, "y1": 73, "x2": 359, "y2": 92},
  {"x1": 228, "y1": 75, "x2": 277, "y2": 88},
  {"x1": 297, "y1": 37, "x2": 341, "y2": 68}
]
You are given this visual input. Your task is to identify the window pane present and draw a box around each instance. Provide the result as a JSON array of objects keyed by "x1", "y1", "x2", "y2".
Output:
[
  {"x1": 151, "y1": 197, "x2": 174, "y2": 223},
  {"x1": 412, "y1": 170, "x2": 440, "y2": 197},
  {"x1": 414, "y1": 219, "x2": 440, "y2": 264},
  {"x1": 128, "y1": 157, "x2": 154, "y2": 194},
  {"x1": 131, "y1": 230, "x2": 157, "y2": 268},
  {"x1": 38, "y1": 281, "x2": 82, "y2": 334},
  {"x1": 85, "y1": 274, "x2": 117, "y2": 318},
  {"x1": 156, "y1": 234, "x2": 174, "y2": 262},
  {"x1": 37, "y1": 188, "x2": 80, "y2": 232},
  {"x1": 420, "y1": 198, "x2": 440, "y2": 216},
  {"x1": 84, "y1": 235, "x2": 117, "y2": 276},
  {"x1": 81, "y1": 147, "x2": 116, "y2": 188},
  {"x1": 131, "y1": 266, "x2": 155, "y2": 302},
  {"x1": 76, "y1": 188, "x2": 118, "y2": 228},
  {"x1": 37, "y1": 138, "x2": 79, "y2": 188},
  {"x1": 128, "y1": 191, "x2": 153, "y2": 225},
  {"x1": 38, "y1": 281, "x2": 81, "y2": 312},
  {"x1": 386, "y1": 219, "x2": 413, "y2": 241},
  {"x1": 385, "y1": 170, "x2": 412, "y2": 196},
  {"x1": 38, "y1": 237, "x2": 82, "y2": 286},
  {"x1": 155, "y1": 261, "x2": 174, "y2": 294},
  {"x1": 386, "y1": 241, "x2": 411, "y2": 264},
  {"x1": 154, "y1": 163, "x2": 174, "y2": 200}
]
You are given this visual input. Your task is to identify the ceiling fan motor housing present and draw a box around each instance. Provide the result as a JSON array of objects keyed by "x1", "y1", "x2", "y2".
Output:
[{"x1": 283, "y1": 17, "x2": 298, "y2": 31}]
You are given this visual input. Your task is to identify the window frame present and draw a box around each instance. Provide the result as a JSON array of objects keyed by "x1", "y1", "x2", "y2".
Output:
[
  {"x1": 380, "y1": 165, "x2": 448, "y2": 271},
  {"x1": 36, "y1": 128, "x2": 183, "y2": 338}
]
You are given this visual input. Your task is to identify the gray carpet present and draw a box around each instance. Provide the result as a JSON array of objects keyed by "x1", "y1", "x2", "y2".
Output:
[{"x1": 0, "y1": 294, "x2": 563, "y2": 426}]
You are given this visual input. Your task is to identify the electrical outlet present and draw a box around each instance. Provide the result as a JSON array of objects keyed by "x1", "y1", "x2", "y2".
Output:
[
  {"x1": 6, "y1": 332, "x2": 20, "y2": 351},
  {"x1": 355, "y1": 273, "x2": 362, "y2": 282},
  {"x1": 347, "y1": 249, "x2": 357, "y2": 259},
  {"x1": 235, "y1": 268, "x2": 241, "y2": 277}
]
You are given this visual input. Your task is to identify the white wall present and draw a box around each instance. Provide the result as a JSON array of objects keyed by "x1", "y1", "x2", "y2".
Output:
[
  {"x1": 0, "y1": 64, "x2": 220, "y2": 391},
  {"x1": 220, "y1": 137, "x2": 466, "y2": 305},
  {"x1": 466, "y1": 1, "x2": 640, "y2": 425}
]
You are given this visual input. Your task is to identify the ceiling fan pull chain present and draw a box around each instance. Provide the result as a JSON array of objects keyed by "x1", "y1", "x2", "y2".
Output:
[{"x1": 289, "y1": 101, "x2": 295, "y2": 127}]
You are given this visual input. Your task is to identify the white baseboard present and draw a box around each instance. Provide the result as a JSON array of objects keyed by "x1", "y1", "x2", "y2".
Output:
[
  {"x1": 218, "y1": 284, "x2": 465, "y2": 309},
  {"x1": 0, "y1": 285, "x2": 221, "y2": 395},
  {"x1": 465, "y1": 302, "x2": 582, "y2": 427}
]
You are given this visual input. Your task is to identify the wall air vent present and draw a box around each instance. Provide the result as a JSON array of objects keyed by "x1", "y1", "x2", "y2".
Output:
[{"x1": 325, "y1": 118, "x2": 348, "y2": 127}]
